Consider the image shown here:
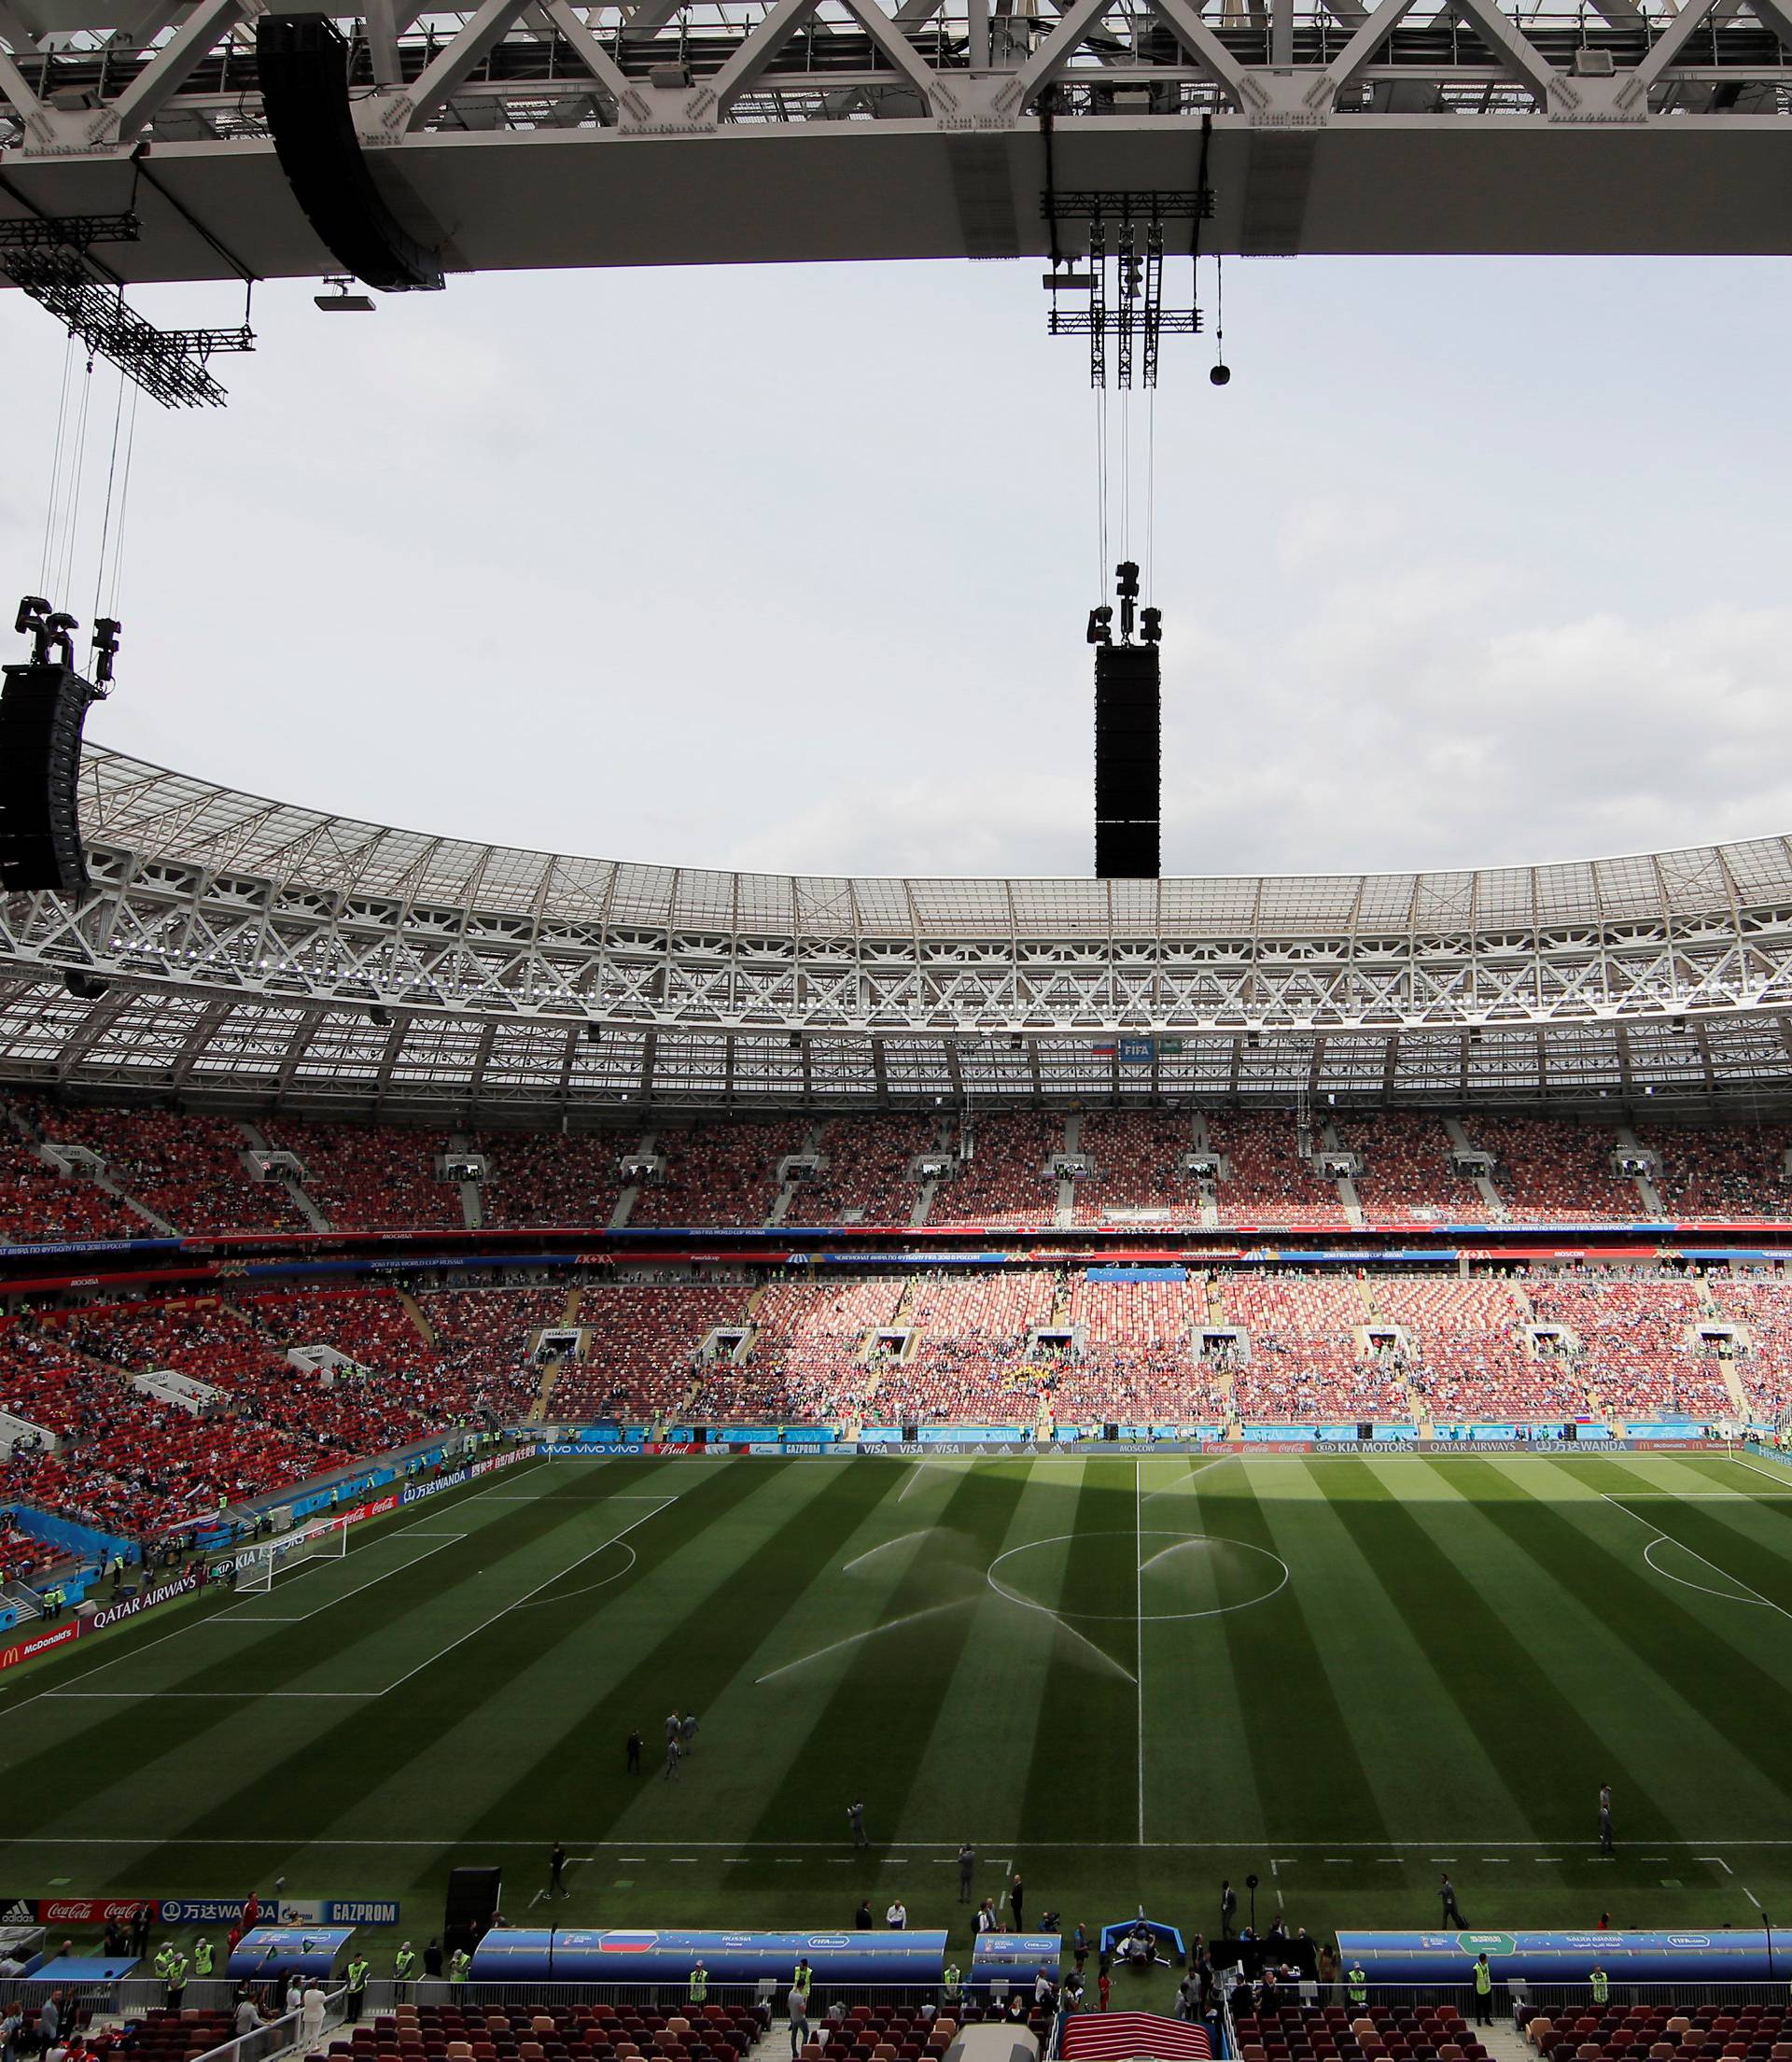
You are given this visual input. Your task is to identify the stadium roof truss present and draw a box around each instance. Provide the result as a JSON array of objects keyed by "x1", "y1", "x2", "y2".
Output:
[
  {"x1": 0, "y1": 747, "x2": 1786, "y2": 1113},
  {"x1": 6, "y1": 0, "x2": 1792, "y2": 275}
]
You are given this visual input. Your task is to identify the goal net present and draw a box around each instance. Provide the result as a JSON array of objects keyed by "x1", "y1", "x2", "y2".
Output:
[{"x1": 234, "y1": 1518, "x2": 348, "y2": 1594}]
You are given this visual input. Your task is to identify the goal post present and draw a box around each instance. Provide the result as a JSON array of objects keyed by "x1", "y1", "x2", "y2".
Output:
[{"x1": 231, "y1": 1516, "x2": 347, "y2": 1592}]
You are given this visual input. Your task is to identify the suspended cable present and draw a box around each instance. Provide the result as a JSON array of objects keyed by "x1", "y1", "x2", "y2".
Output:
[
  {"x1": 1145, "y1": 386, "x2": 1156, "y2": 601},
  {"x1": 38, "y1": 332, "x2": 77, "y2": 598},
  {"x1": 105, "y1": 375, "x2": 141, "y2": 622},
  {"x1": 1095, "y1": 385, "x2": 1110, "y2": 595},
  {"x1": 53, "y1": 354, "x2": 95, "y2": 616},
  {"x1": 91, "y1": 357, "x2": 130, "y2": 628}
]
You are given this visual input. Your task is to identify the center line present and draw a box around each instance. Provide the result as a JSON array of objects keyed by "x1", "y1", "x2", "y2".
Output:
[{"x1": 1135, "y1": 1455, "x2": 1145, "y2": 1846}]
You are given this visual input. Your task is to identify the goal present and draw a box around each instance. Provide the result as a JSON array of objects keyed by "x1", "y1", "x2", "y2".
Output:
[{"x1": 234, "y1": 1518, "x2": 348, "y2": 1594}]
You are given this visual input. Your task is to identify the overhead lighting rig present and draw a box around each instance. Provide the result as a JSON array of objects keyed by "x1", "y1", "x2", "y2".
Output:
[
  {"x1": 0, "y1": 212, "x2": 254, "y2": 408},
  {"x1": 1043, "y1": 190, "x2": 1210, "y2": 390}
]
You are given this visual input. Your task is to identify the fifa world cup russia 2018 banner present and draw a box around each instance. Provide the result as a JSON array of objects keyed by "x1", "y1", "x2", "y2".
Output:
[
  {"x1": 470, "y1": 1929, "x2": 949, "y2": 1985},
  {"x1": 1337, "y1": 1930, "x2": 1789, "y2": 1983}
]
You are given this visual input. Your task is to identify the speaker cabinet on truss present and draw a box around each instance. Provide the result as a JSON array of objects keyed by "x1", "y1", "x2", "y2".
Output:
[
  {"x1": 256, "y1": 14, "x2": 444, "y2": 293},
  {"x1": 1093, "y1": 640, "x2": 1161, "y2": 880},
  {"x1": 0, "y1": 661, "x2": 101, "y2": 899}
]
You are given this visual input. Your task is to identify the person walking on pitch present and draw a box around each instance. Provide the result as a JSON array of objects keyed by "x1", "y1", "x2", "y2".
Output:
[
  {"x1": 1440, "y1": 1875, "x2": 1466, "y2": 1927},
  {"x1": 959, "y1": 1844, "x2": 976, "y2": 1904},
  {"x1": 626, "y1": 1730, "x2": 643, "y2": 1774},
  {"x1": 847, "y1": 1799, "x2": 867, "y2": 1848},
  {"x1": 1220, "y1": 1882, "x2": 1238, "y2": 1937},
  {"x1": 550, "y1": 1842, "x2": 570, "y2": 1899},
  {"x1": 1598, "y1": 1783, "x2": 1615, "y2": 1855}
]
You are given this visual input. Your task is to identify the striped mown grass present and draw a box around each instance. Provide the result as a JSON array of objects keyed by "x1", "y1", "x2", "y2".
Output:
[{"x1": 4, "y1": 1447, "x2": 1791, "y2": 1960}]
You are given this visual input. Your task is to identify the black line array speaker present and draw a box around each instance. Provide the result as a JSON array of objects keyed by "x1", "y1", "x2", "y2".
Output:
[
  {"x1": 256, "y1": 14, "x2": 445, "y2": 292},
  {"x1": 0, "y1": 662, "x2": 99, "y2": 899},
  {"x1": 443, "y1": 1866, "x2": 502, "y2": 1956},
  {"x1": 1093, "y1": 640, "x2": 1160, "y2": 879}
]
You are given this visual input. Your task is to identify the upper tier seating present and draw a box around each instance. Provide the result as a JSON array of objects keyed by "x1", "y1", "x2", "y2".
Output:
[
  {"x1": 931, "y1": 1115, "x2": 1059, "y2": 1228},
  {"x1": 629, "y1": 1123, "x2": 805, "y2": 1228}
]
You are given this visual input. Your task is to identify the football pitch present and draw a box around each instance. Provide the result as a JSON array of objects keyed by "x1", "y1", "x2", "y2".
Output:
[{"x1": 6, "y1": 1447, "x2": 1792, "y2": 1951}]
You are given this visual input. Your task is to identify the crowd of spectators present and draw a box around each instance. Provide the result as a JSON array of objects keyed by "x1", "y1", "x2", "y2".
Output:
[
  {"x1": 1206, "y1": 1115, "x2": 1345, "y2": 1227},
  {"x1": 1460, "y1": 1115, "x2": 1626, "y2": 1221},
  {"x1": 4, "y1": 1103, "x2": 1792, "y2": 1244},
  {"x1": 931, "y1": 1116, "x2": 1059, "y2": 1228},
  {"x1": 0, "y1": 1114, "x2": 141, "y2": 1243},
  {"x1": 1071, "y1": 1113, "x2": 1196, "y2": 1224},
  {"x1": 1633, "y1": 1122, "x2": 1792, "y2": 1218},
  {"x1": 262, "y1": 1120, "x2": 462, "y2": 1231},
  {"x1": 1528, "y1": 1276, "x2": 1732, "y2": 1420},
  {"x1": 784, "y1": 1115, "x2": 937, "y2": 1227},
  {"x1": 629, "y1": 1123, "x2": 806, "y2": 1228},
  {"x1": 471, "y1": 1131, "x2": 631, "y2": 1228},
  {"x1": 548, "y1": 1283, "x2": 753, "y2": 1419},
  {"x1": 28, "y1": 1100, "x2": 303, "y2": 1233},
  {"x1": 1332, "y1": 1111, "x2": 1491, "y2": 1222}
]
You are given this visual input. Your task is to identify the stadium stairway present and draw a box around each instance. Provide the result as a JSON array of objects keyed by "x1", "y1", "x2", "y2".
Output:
[
  {"x1": 1443, "y1": 1118, "x2": 1509, "y2": 1216},
  {"x1": 238, "y1": 1118, "x2": 332, "y2": 1229},
  {"x1": 529, "y1": 1284, "x2": 586, "y2": 1420},
  {"x1": 1317, "y1": 1122, "x2": 1366, "y2": 1229},
  {"x1": 609, "y1": 1132, "x2": 654, "y2": 1230},
  {"x1": 1612, "y1": 1126, "x2": 1667, "y2": 1214},
  {"x1": 397, "y1": 1287, "x2": 441, "y2": 1350}
]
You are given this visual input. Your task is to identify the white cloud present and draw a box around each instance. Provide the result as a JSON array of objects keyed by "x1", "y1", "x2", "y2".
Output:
[{"x1": 7, "y1": 252, "x2": 1792, "y2": 883}]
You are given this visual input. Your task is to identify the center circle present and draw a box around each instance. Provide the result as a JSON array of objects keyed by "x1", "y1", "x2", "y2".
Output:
[{"x1": 987, "y1": 1529, "x2": 1289, "y2": 1622}]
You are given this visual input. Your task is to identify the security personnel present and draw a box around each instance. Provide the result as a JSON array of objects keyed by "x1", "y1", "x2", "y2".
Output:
[
  {"x1": 193, "y1": 1938, "x2": 214, "y2": 1979},
  {"x1": 1590, "y1": 1965, "x2": 1609, "y2": 2005},
  {"x1": 689, "y1": 1961, "x2": 709, "y2": 2005},
  {"x1": 1347, "y1": 1963, "x2": 1368, "y2": 2013},
  {"x1": 792, "y1": 1958, "x2": 814, "y2": 2000},
  {"x1": 943, "y1": 1965, "x2": 961, "y2": 2005},
  {"x1": 167, "y1": 1949, "x2": 190, "y2": 2011},
  {"x1": 394, "y1": 1942, "x2": 417, "y2": 2000},
  {"x1": 346, "y1": 1954, "x2": 371, "y2": 2023},
  {"x1": 1471, "y1": 1954, "x2": 1492, "y2": 2028},
  {"x1": 449, "y1": 1947, "x2": 471, "y2": 1988},
  {"x1": 154, "y1": 1943, "x2": 175, "y2": 1987}
]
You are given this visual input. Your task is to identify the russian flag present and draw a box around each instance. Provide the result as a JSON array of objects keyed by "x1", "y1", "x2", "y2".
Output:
[{"x1": 597, "y1": 1932, "x2": 660, "y2": 1954}]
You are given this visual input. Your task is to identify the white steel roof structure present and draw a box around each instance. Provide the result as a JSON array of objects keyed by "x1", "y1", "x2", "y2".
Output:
[
  {"x1": 6, "y1": 0, "x2": 1792, "y2": 282},
  {"x1": 0, "y1": 743, "x2": 1785, "y2": 1114}
]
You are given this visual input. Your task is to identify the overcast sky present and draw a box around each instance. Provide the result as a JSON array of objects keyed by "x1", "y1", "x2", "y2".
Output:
[{"x1": 2, "y1": 251, "x2": 1787, "y2": 883}]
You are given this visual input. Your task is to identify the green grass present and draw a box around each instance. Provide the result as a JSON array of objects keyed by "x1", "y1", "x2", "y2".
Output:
[{"x1": 7, "y1": 1448, "x2": 1792, "y2": 1976}]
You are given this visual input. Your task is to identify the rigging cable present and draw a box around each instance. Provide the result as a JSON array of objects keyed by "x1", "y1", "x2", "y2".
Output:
[
  {"x1": 1096, "y1": 385, "x2": 1110, "y2": 594},
  {"x1": 38, "y1": 332, "x2": 77, "y2": 598},
  {"x1": 103, "y1": 374, "x2": 142, "y2": 622},
  {"x1": 52, "y1": 351, "x2": 96, "y2": 620},
  {"x1": 91, "y1": 344, "x2": 136, "y2": 627}
]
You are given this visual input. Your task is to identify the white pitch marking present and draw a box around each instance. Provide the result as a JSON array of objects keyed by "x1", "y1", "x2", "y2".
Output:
[
  {"x1": 1135, "y1": 1458, "x2": 1145, "y2": 1847},
  {"x1": 1701, "y1": 1856, "x2": 1734, "y2": 1875},
  {"x1": 1603, "y1": 1492, "x2": 1792, "y2": 1624},
  {"x1": 754, "y1": 1601, "x2": 972, "y2": 1684},
  {"x1": 218, "y1": 1533, "x2": 464, "y2": 1625},
  {"x1": 380, "y1": 1499, "x2": 676, "y2": 1676},
  {"x1": 1141, "y1": 1455, "x2": 1235, "y2": 1504},
  {"x1": 44, "y1": 1690, "x2": 372, "y2": 1700},
  {"x1": 0, "y1": 1449, "x2": 557, "y2": 1717},
  {"x1": 1745, "y1": 1887, "x2": 1764, "y2": 1909},
  {"x1": 1720, "y1": 1454, "x2": 1792, "y2": 1492}
]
